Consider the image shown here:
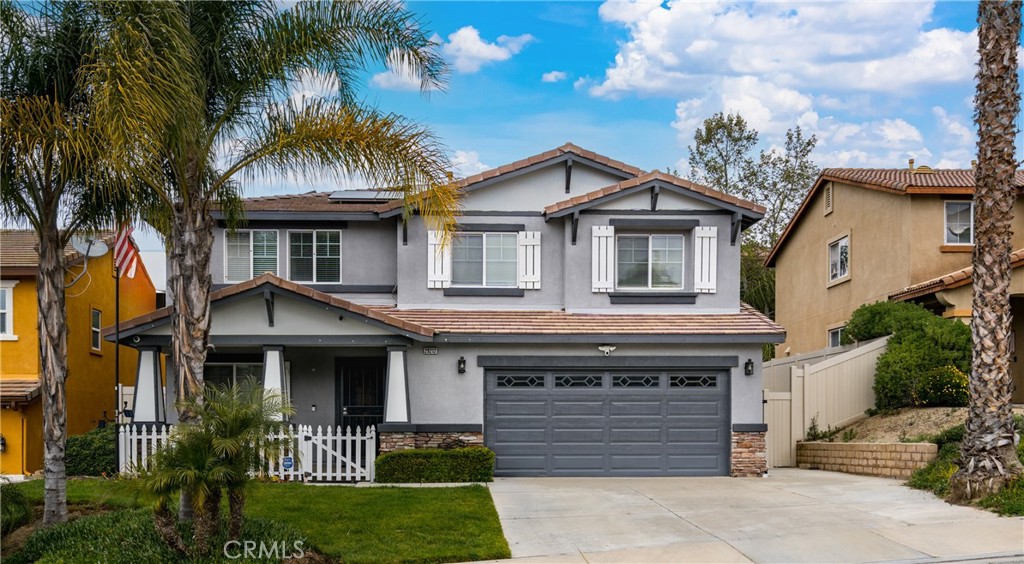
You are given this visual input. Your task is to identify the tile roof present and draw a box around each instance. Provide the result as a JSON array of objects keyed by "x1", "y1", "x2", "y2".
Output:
[
  {"x1": 765, "y1": 167, "x2": 1024, "y2": 267},
  {"x1": 0, "y1": 230, "x2": 117, "y2": 270},
  {"x1": 105, "y1": 273, "x2": 433, "y2": 338},
  {"x1": 380, "y1": 303, "x2": 784, "y2": 337},
  {"x1": 889, "y1": 248, "x2": 1024, "y2": 302},
  {"x1": 232, "y1": 191, "x2": 395, "y2": 213},
  {"x1": 376, "y1": 143, "x2": 646, "y2": 213},
  {"x1": 543, "y1": 171, "x2": 766, "y2": 216},
  {"x1": 0, "y1": 379, "x2": 41, "y2": 405}
]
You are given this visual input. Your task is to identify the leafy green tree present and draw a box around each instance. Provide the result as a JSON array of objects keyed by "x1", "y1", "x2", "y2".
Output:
[
  {"x1": 687, "y1": 112, "x2": 758, "y2": 198},
  {"x1": 741, "y1": 126, "x2": 819, "y2": 247},
  {"x1": 89, "y1": 1, "x2": 458, "y2": 438},
  {"x1": 951, "y1": 0, "x2": 1024, "y2": 500}
]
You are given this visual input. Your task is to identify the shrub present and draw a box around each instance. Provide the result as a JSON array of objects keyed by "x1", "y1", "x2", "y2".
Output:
[
  {"x1": 6, "y1": 509, "x2": 307, "y2": 564},
  {"x1": 1, "y1": 479, "x2": 31, "y2": 536},
  {"x1": 376, "y1": 447, "x2": 495, "y2": 483},
  {"x1": 907, "y1": 441, "x2": 959, "y2": 497},
  {"x1": 66, "y1": 425, "x2": 116, "y2": 477},
  {"x1": 915, "y1": 366, "x2": 969, "y2": 407},
  {"x1": 846, "y1": 301, "x2": 971, "y2": 410}
]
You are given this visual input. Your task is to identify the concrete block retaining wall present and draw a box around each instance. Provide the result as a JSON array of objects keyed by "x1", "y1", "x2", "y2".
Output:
[{"x1": 796, "y1": 442, "x2": 938, "y2": 479}]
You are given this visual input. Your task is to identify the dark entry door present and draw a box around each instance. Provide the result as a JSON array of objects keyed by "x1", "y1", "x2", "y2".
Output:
[{"x1": 335, "y1": 357, "x2": 386, "y2": 430}]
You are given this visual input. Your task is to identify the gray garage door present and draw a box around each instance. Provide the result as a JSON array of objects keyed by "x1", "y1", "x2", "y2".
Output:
[{"x1": 485, "y1": 369, "x2": 730, "y2": 476}]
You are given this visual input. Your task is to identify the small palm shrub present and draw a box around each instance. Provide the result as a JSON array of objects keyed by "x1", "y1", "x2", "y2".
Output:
[{"x1": 1, "y1": 479, "x2": 31, "y2": 536}]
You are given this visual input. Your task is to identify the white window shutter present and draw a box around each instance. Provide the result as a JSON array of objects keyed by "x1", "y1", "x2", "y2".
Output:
[
  {"x1": 426, "y1": 230, "x2": 452, "y2": 289},
  {"x1": 517, "y1": 231, "x2": 541, "y2": 290},
  {"x1": 694, "y1": 226, "x2": 718, "y2": 294},
  {"x1": 592, "y1": 225, "x2": 615, "y2": 293}
]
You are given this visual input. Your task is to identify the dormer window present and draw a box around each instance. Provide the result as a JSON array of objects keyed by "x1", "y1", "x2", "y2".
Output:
[
  {"x1": 225, "y1": 230, "x2": 278, "y2": 282},
  {"x1": 945, "y1": 201, "x2": 973, "y2": 245}
]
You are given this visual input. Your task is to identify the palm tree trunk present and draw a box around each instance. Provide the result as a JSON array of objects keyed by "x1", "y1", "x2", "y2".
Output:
[
  {"x1": 167, "y1": 195, "x2": 213, "y2": 521},
  {"x1": 39, "y1": 220, "x2": 68, "y2": 527},
  {"x1": 950, "y1": 0, "x2": 1024, "y2": 502},
  {"x1": 154, "y1": 505, "x2": 188, "y2": 554},
  {"x1": 228, "y1": 486, "x2": 245, "y2": 540}
]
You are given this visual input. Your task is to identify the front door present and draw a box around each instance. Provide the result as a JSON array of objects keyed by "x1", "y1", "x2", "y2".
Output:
[{"x1": 335, "y1": 357, "x2": 386, "y2": 430}]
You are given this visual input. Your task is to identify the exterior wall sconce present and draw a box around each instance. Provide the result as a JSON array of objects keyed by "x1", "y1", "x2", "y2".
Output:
[
  {"x1": 457, "y1": 356, "x2": 467, "y2": 374},
  {"x1": 744, "y1": 358, "x2": 755, "y2": 376},
  {"x1": 0, "y1": 433, "x2": 6, "y2": 453}
]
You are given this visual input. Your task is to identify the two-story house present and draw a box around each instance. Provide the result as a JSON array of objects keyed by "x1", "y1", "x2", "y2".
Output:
[
  {"x1": 766, "y1": 164, "x2": 1024, "y2": 402},
  {"x1": 0, "y1": 230, "x2": 156, "y2": 475},
  {"x1": 109, "y1": 144, "x2": 784, "y2": 477}
]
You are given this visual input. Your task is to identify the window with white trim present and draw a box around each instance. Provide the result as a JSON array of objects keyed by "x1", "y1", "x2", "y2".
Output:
[
  {"x1": 828, "y1": 326, "x2": 846, "y2": 348},
  {"x1": 945, "y1": 201, "x2": 974, "y2": 244},
  {"x1": 828, "y1": 235, "x2": 849, "y2": 282},
  {"x1": 205, "y1": 363, "x2": 265, "y2": 390},
  {"x1": 288, "y1": 230, "x2": 341, "y2": 283},
  {"x1": 0, "y1": 281, "x2": 16, "y2": 338},
  {"x1": 616, "y1": 234, "x2": 684, "y2": 289},
  {"x1": 225, "y1": 230, "x2": 278, "y2": 282},
  {"x1": 452, "y1": 233, "x2": 517, "y2": 287},
  {"x1": 90, "y1": 308, "x2": 102, "y2": 352}
]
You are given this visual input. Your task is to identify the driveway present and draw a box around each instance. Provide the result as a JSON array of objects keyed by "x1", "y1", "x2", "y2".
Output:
[{"x1": 487, "y1": 468, "x2": 1024, "y2": 563}]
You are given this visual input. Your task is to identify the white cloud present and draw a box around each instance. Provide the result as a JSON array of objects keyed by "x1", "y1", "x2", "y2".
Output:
[
  {"x1": 452, "y1": 150, "x2": 490, "y2": 177},
  {"x1": 542, "y1": 70, "x2": 568, "y2": 83},
  {"x1": 370, "y1": 70, "x2": 423, "y2": 91},
  {"x1": 933, "y1": 106, "x2": 974, "y2": 147},
  {"x1": 443, "y1": 26, "x2": 534, "y2": 73}
]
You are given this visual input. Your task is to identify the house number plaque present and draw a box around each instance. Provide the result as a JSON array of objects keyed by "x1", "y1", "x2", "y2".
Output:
[{"x1": 422, "y1": 347, "x2": 439, "y2": 355}]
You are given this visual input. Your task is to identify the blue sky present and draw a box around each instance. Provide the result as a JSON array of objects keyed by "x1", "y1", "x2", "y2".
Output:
[{"x1": 138, "y1": 1, "x2": 985, "y2": 264}]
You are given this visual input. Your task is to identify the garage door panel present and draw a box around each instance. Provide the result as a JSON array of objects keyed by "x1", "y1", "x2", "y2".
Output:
[{"x1": 486, "y1": 368, "x2": 730, "y2": 477}]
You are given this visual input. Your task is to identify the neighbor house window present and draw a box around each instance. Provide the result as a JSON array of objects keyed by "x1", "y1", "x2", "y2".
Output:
[
  {"x1": 616, "y1": 234, "x2": 684, "y2": 289},
  {"x1": 225, "y1": 230, "x2": 278, "y2": 282},
  {"x1": 288, "y1": 230, "x2": 341, "y2": 283},
  {"x1": 828, "y1": 327, "x2": 845, "y2": 348},
  {"x1": 452, "y1": 233, "x2": 517, "y2": 287},
  {"x1": 0, "y1": 280, "x2": 17, "y2": 339},
  {"x1": 828, "y1": 235, "x2": 849, "y2": 282},
  {"x1": 90, "y1": 308, "x2": 102, "y2": 351},
  {"x1": 945, "y1": 201, "x2": 973, "y2": 244},
  {"x1": 204, "y1": 363, "x2": 264, "y2": 390}
]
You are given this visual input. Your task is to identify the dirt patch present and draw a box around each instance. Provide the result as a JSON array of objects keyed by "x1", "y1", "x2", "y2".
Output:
[
  {"x1": 838, "y1": 406, "x2": 1024, "y2": 443},
  {"x1": 1, "y1": 505, "x2": 112, "y2": 556}
]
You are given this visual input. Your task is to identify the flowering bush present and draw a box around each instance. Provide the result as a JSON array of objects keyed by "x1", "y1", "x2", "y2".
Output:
[{"x1": 915, "y1": 365, "x2": 969, "y2": 407}]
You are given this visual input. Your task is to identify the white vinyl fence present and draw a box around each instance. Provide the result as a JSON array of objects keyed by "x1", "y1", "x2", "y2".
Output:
[
  {"x1": 118, "y1": 424, "x2": 376, "y2": 482},
  {"x1": 763, "y1": 336, "x2": 889, "y2": 468}
]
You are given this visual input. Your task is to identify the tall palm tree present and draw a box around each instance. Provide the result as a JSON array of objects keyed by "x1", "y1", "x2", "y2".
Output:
[
  {"x1": 951, "y1": 0, "x2": 1024, "y2": 501},
  {"x1": 91, "y1": 1, "x2": 458, "y2": 430},
  {"x1": 0, "y1": 1, "x2": 189, "y2": 526}
]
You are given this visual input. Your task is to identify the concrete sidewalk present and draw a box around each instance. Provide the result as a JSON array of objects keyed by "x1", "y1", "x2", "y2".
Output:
[{"x1": 484, "y1": 468, "x2": 1024, "y2": 563}]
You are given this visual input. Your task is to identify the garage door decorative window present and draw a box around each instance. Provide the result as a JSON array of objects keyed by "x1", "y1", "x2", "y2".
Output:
[
  {"x1": 613, "y1": 374, "x2": 659, "y2": 388},
  {"x1": 497, "y1": 373, "x2": 544, "y2": 388},
  {"x1": 670, "y1": 374, "x2": 717, "y2": 388},
  {"x1": 555, "y1": 374, "x2": 602, "y2": 388}
]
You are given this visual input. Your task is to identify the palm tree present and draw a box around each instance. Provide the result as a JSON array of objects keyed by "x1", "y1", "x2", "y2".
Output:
[
  {"x1": 0, "y1": 1, "x2": 188, "y2": 526},
  {"x1": 90, "y1": 0, "x2": 458, "y2": 430},
  {"x1": 950, "y1": 0, "x2": 1024, "y2": 501}
]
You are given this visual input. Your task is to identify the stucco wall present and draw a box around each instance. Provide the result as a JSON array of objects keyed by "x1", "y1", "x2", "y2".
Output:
[{"x1": 461, "y1": 164, "x2": 624, "y2": 211}]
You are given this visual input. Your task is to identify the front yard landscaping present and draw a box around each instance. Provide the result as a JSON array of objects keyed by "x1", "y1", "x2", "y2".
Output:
[{"x1": 5, "y1": 479, "x2": 510, "y2": 563}]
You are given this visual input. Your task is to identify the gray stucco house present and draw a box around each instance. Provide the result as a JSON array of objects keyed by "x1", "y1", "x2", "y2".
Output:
[{"x1": 110, "y1": 144, "x2": 784, "y2": 477}]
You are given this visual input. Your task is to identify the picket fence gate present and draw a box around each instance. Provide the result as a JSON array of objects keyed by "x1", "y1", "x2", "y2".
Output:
[{"x1": 118, "y1": 423, "x2": 376, "y2": 482}]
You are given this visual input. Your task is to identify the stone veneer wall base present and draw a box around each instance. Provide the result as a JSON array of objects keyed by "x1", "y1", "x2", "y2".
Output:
[
  {"x1": 731, "y1": 431, "x2": 767, "y2": 477},
  {"x1": 379, "y1": 431, "x2": 484, "y2": 453}
]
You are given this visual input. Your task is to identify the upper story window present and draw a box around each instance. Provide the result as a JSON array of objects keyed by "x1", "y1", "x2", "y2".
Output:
[
  {"x1": 452, "y1": 233, "x2": 517, "y2": 287},
  {"x1": 828, "y1": 235, "x2": 849, "y2": 283},
  {"x1": 616, "y1": 234, "x2": 684, "y2": 290},
  {"x1": 289, "y1": 230, "x2": 341, "y2": 283},
  {"x1": 90, "y1": 308, "x2": 102, "y2": 352},
  {"x1": 0, "y1": 280, "x2": 16, "y2": 339},
  {"x1": 945, "y1": 201, "x2": 973, "y2": 245},
  {"x1": 226, "y1": 230, "x2": 278, "y2": 282}
]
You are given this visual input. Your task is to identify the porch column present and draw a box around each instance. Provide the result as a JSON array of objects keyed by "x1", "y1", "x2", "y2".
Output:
[
  {"x1": 384, "y1": 346, "x2": 410, "y2": 423},
  {"x1": 262, "y1": 346, "x2": 285, "y2": 421},
  {"x1": 131, "y1": 346, "x2": 165, "y2": 423}
]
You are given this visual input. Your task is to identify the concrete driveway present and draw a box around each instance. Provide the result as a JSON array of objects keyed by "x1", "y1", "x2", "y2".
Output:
[{"x1": 487, "y1": 468, "x2": 1024, "y2": 563}]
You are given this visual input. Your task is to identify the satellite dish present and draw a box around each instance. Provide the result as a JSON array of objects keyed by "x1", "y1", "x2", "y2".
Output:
[{"x1": 71, "y1": 236, "x2": 109, "y2": 258}]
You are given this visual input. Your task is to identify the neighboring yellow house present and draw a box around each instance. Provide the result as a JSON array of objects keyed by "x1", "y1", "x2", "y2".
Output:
[
  {"x1": 765, "y1": 164, "x2": 1024, "y2": 402},
  {"x1": 0, "y1": 230, "x2": 156, "y2": 475}
]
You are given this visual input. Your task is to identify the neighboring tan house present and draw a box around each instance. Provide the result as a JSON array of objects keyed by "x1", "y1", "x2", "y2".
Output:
[
  {"x1": 110, "y1": 143, "x2": 784, "y2": 478},
  {"x1": 0, "y1": 230, "x2": 156, "y2": 475},
  {"x1": 765, "y1": 164, "x2": 1024, "y2": 402}
]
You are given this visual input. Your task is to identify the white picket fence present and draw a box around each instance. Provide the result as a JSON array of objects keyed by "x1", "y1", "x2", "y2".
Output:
[{"x1": 118, "y1": 423, "x2": 376, "y2": 482}]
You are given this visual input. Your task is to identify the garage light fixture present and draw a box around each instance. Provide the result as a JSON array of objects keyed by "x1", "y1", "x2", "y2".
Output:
[
  {"x1": 457, "y1": 356, "x2": 466, "y2": 374},
  {"x1": 744, "y1": 359, "x2": 754, "y2": 376}
]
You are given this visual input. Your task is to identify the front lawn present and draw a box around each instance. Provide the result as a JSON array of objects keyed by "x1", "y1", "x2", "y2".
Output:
[{"x1": 10, "y1": 479, "x2": 510, "y2": 563}]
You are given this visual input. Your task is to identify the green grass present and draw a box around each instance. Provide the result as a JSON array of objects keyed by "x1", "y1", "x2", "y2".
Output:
[
  {"x1": 11, "y1": 479, "x2": 511, "y2": 563},
  {"x1": 245, "y1": 483, "x2": 510, "y2": 563}
]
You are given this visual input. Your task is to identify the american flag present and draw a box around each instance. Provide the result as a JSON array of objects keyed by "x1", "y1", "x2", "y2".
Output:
[{"x1": 113, "y1": 225, "x2": 138, "y2": 279}]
